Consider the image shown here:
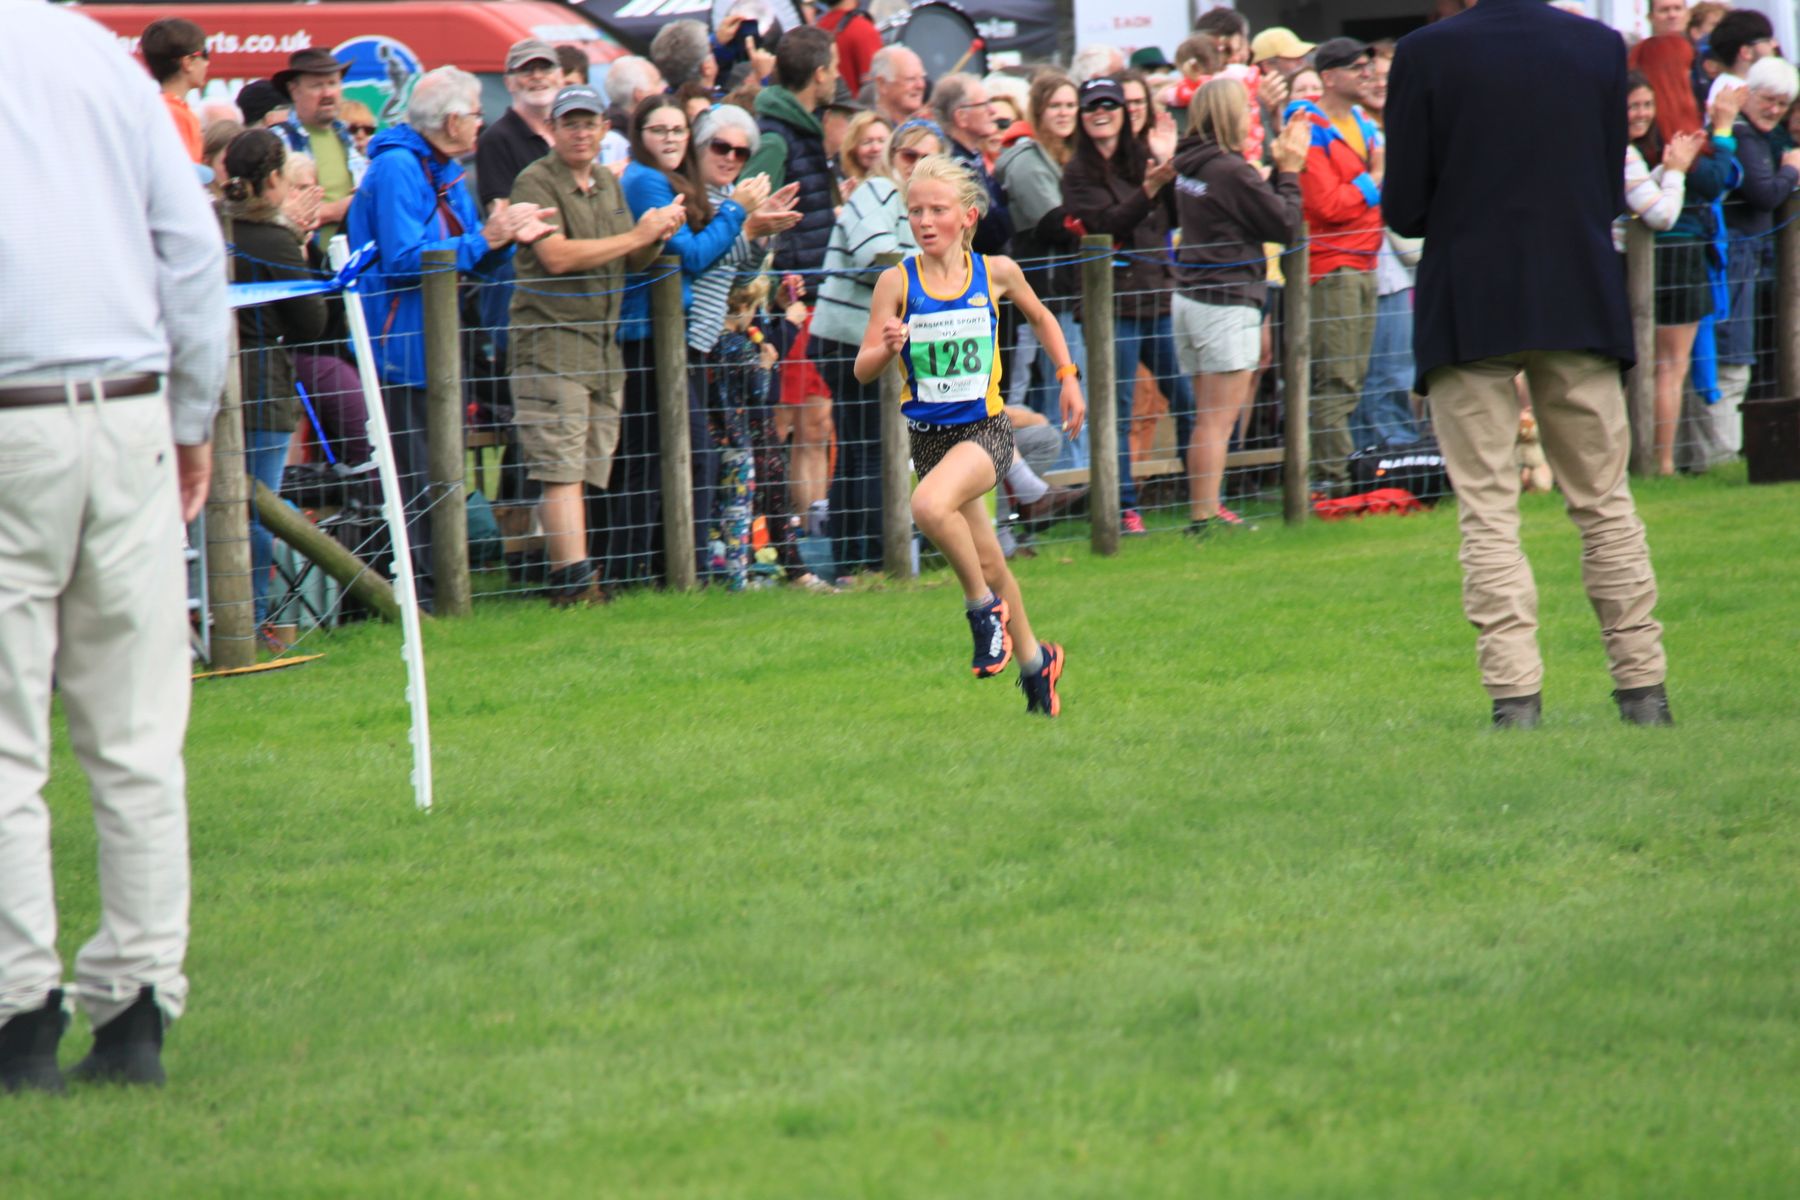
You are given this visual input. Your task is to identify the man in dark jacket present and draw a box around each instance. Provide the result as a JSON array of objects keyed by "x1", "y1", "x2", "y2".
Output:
[
  {"x1": 932, "y1": 72, "x2": 1014, "y2": 255},
  {"x1": 744, "y1": 26, "x2": 840, "y2": 299},
  {"x1": 1384, "y1": 0, "x2": 1671, "y2": 729}
]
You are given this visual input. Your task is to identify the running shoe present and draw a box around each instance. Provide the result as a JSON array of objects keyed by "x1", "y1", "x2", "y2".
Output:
[
  {"x1": 1121, "y1": 509, "x2": 1147, "y2": 535},
  {"x1": 1020, "y1": 642, "x2": 1064, "y2": 716},
  {"x1": 968, "y1": 596, "x2": 1012, "y2": 678},
  {"x1": 1215, "y1": 505, "x2": 1251, "y2": 526}
]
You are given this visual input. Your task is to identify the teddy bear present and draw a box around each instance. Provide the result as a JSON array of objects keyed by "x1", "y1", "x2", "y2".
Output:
[{"x1": 1518, "y1": 409, "x2": 1554, "y2": 493}]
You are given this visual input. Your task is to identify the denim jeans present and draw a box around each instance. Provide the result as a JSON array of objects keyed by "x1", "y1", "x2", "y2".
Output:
[
  {"x1": 1352, "y1": 288, "x2": 1422, "y2": 450},
  {"x1": 246, "y1": 427, "x2": 291, "y2": 625},
  {"x1": 1114, "y1": 313, "x2": 1193, "y2": 510}
]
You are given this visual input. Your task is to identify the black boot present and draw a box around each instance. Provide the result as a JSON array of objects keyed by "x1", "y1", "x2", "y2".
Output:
[
  {"x1": 0, "y1": 989, "x2": 68, "y2": 1095},
  {"x1": 1614, "y1": 683, "x2": 1674, "y2": 727},
  {"x1": 1491, "y1": 693, "x2": 1542, "y2": 730},
  {"x1": 69, "y1": 988, "x2": 165, "y2": 1087}
]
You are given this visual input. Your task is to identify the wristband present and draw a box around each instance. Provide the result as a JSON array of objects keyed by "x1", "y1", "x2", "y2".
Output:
[{"x1": 1056, "y1": 363, "x2": 1080, "y2": 381}]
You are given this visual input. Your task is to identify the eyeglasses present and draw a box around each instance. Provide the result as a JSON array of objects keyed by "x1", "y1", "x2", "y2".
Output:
[
  {"x1": 955, "y1": 100, "x2": 993, "y2": 112},
  {"x1": 348, "y1": 124, "x2": 377, "y2": 136},
  {"x1": 644, "y1": 125, "x2": 689, "y2": 139},
  {"x1": 708, "y1": 138, "x2": 751, "y2": 162},
  {"x1": 1083, "y1": 100, "x2": 1121, "y2": 113}
]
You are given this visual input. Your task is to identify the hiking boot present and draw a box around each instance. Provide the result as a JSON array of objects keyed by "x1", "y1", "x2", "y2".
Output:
[
  {"x1": 69, "y1": 988, "x2": 165, "y2": 1088},
  {"x1": 1121, "y1": 509, "x2": 1147, "y2": 535},
  {"x1": 1491, "y1": 693, "x2": 1542, "y2": 730},
  {"x1": 546, "y1": 560, "x2": 608, "y2": 609},
  {"x1": 1614, "y1": 683, "x2": 1673, "y2": 727},
  {"x1": 968, "y1": 596, "x2": 1012, "y2": 678},
  {"x1": 1020, "y1": 642, "x2": 1065, "y2": 717},
  {"x1": 0, "y1": 990, "x2": 67, "y2": 1095}
]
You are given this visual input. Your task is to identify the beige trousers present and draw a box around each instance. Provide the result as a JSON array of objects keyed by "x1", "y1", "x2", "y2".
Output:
[
  {"x1": 0, "y1": 387, "x2": 191, "y2": 1029},
  {"x1": 1427, "y1": 352, "x2": 1667, "y2": 699}
]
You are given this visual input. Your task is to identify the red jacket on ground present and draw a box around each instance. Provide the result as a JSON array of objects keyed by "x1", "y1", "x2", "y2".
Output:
[{"x1": 1289, "y1": 99, "x2": 1384, "y2": 282}]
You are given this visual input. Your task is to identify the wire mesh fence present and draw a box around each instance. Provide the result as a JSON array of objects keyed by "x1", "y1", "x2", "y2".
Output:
[{"x1": 203, "y1": 207, "x2": 1800, "y2": 663}]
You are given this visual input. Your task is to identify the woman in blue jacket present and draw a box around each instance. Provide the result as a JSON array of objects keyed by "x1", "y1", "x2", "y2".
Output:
[
  {"x1": 345, "y1": 66, "x2": 553, "y2": 606},
  {"x1": 608, "y1": 94, "x2": 766, "y2": 586}
]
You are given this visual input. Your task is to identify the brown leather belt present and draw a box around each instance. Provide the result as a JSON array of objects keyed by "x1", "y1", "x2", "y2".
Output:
[{"x1": 0, "y1": 372, "x2": 161, "y2": 409}]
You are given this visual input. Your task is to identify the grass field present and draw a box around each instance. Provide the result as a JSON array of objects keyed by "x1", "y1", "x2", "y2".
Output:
[{"x1": 12, "y1": 467, "x2": 1799, "y2": 1198}]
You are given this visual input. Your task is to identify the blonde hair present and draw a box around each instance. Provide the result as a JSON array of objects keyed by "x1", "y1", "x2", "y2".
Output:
[
  {"x1": 1188, "y1": 76, "x2": 1250, "y2": 156},
  {"x1": 339, "y1": 98, "x2": 376, "y2": 128},
  {"x1": 727, "y1": 271, "x2": 770, "y2": 317},
  {"x1": 903, "y1": 153, "x2": 988, "y2": 248},
  {"x1": 838, "y1": 111, "x2": 892, "y2": 186}
]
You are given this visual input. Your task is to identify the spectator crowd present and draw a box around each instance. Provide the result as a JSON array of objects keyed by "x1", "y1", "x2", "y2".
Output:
[{"x1": 132, "y1": 0, "x2": 1800, "y2": 626}]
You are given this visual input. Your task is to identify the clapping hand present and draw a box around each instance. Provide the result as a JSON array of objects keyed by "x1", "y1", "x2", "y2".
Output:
[
  {"x1": 746, "y1": 182, "x2": 802, "y2": 237},
  {"x1": 1148, "y1": 109, "x2": 1178, "y2": 165},
  {"x1": 635, "y1": 198, "x2": 686, "y2": 245},
  {"x1": 731, "y1": 171, "x2": 773, "y2": 213},
  {"x1": 1663, "y1": 130, "x2": 1707, "y2": 174},
  {"x1": 1271, "y1": 118, "x2": 1310, "y2": 174},
  {"x1": 484, "y1": 199, "x2": 558, "y2": 249},
  {"x1": 283, "y1": 182, "x2": 324, "y2": 235}
]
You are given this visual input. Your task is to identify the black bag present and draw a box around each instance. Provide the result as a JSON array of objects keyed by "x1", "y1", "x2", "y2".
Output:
[{"x1": 1347, "y1": 438, "x2": 1452, "y2": 504}]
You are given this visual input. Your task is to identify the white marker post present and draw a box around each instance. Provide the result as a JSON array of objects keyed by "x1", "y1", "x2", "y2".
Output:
[{"x1": 329, "y1": 235, "x2": 434, "y2": 812}]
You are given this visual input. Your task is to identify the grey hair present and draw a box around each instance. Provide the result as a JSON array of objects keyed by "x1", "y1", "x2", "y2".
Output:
[
  {"x1": 870, "y1": 45, "x2": 920, "y2": 85},
  {"x1": 650, "y1": 19, "x2": 713, "y2": 88},
  {"x1": 1747, "y1": 55, "x2": 1800, "y2": 103},
  {"x1": 407, "y1": 66, "x2": 481, "y2": 132},
  {"x1": 692, "y1": 103, "x2": 762, "y2": 154},
  {"x1": 929, "y1": 72, "x2": 980, "y2": 126},
  {"x1": 605, "y1": 56, "x2": 662, "y2": 110},
  {"x1": 1070, "y1": 44, "x2": 1124, "y2": 85}
]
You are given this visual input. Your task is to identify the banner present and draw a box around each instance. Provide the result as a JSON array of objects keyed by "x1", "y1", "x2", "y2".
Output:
[{"x1": 1071, "y1": 0, "x2": 1190, "y2": 64}]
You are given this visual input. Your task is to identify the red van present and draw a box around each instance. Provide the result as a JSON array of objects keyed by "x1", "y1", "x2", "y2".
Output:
[{"x1": 72, "y1": 1, "x2": 629, "y2": 124}]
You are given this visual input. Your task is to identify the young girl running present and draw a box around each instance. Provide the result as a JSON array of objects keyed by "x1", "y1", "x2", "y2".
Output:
[{"x1": 854, "y1": 155, "x2": 1087, "y2": 716}]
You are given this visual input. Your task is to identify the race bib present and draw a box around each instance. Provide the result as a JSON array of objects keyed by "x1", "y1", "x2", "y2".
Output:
[{"x1": 908, "y1": 308, "x2": 993, "y2": 404}]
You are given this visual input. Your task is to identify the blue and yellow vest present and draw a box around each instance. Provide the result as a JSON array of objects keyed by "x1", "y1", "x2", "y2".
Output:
[{"x1": 899, "y1": 252, "x2": 1004, "y2": 426}]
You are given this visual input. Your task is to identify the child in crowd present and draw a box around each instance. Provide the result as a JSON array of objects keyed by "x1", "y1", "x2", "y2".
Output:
[
  {"x1": 708, "y1": 275, "x2": 777, "y2": 590},
  {"x1": 855, "y1": 155, "x2": 1086, "y2": 717}
]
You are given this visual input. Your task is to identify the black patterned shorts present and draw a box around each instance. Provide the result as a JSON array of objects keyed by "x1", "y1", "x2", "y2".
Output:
[{"x1": 908, "y1": 412, "x2": 1015, "y2": 486}]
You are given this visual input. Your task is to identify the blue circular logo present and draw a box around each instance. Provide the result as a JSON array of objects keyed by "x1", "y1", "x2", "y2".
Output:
[{"x1": 332, "y1": 35, "x2": 423, "y2": 130}]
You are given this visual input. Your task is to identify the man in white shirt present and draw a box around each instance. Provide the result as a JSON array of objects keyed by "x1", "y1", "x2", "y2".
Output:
[
  {"x1": 1704, "y1": 9, "x2": 1777, "y2": 106},
  {"x1": 0, "y1": 0, "x2": 227, "y2": 1093}
]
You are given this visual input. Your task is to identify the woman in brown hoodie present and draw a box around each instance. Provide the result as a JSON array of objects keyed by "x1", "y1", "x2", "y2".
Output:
[{"x1": 1169, "y1": 79, "x2": 1308, "y2": 534}]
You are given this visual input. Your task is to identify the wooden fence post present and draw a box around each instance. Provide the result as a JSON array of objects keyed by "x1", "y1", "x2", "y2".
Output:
[
  {"x1": 1081, "y1": 234, "x2": 1119, "y2": 555},
  {"x1": 421, "y1": 248, "x2": 471, "y2": 615},
  {"x1": 206, "y1": 213, "x2": 256, "y2": 669},
  {"x1": 875, "y1": 252, "x2": 913, "y2": 579},
  {"x1": 1624, "y1": 221, "x2": 1658, "y2": 476},
  {"x1": 1281, "y1": 229, "x2": 1312, "y2": 526},
  {"x1": 651, "y1": 256, "x2": 696, "y2": 591}
]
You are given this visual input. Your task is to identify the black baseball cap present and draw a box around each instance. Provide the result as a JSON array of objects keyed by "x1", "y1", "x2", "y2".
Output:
[
  {"x1": 1079, "y1": 78, "x2": 1126, "y2": 110},
  {"x1": 1313, "y1": 37, "x2": 1374, "y2": 73}
]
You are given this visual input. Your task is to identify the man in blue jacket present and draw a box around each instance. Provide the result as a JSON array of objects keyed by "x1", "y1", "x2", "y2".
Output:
[
  {"x1": 346, "y1": 66, "x2": 554, "y2": 608},
  {"x1": 1384, "y1": 0, "x2": 1671, "y2": 729}
]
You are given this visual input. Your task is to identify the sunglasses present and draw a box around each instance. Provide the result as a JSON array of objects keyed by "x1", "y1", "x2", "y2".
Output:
[
  {"x1": 993, "y1": 115, "x2": 1013, "y2": 131},
  {"x1": 708, "y1": 138, "x2": 751, "y2": 162},
  {"x1": 187, "y1": 48, "x2": 210, "y2": 61},
  {"x1": 1084, "y1": 99, "x2": 1122, "y2": 113},
  {"x1": 348, "y1": 124, "x2": 377, "y2": 136},
  {"x1": 895, "y1": 147, "x2": 928, "y2": 164}
]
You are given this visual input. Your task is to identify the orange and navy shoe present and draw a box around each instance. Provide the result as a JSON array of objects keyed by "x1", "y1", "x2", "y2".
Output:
[
  {"x1": 968, "y1": 596, "x2": 1012, "y2": 678},
  {"x1": 1020, "y1": 642, "x2": 1064, "y2": 717}
]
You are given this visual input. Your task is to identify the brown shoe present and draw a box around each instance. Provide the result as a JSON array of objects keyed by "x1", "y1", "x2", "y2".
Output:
[{"x1": 547, "y1": 561, "x2": 609, "y2": 609}]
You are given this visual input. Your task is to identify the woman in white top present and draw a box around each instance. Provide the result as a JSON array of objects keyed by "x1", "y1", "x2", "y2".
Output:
[{"x1": 1615, "y1": 70, "x2": 1704, "y2": 252}]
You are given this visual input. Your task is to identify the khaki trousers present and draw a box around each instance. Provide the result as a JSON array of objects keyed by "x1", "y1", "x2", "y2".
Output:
[
  {"x1": 1308, "y1": 268, "x2": 1379, "y2": 486},
  {"x1": 1428, "y1": 353, "x2": 1666, "y2": 698},
  {"x1": 0, "y1": 388, "x2": 191, "y2": 1029}
]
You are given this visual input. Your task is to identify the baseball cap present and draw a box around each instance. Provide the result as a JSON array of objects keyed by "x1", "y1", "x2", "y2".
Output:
[
  {"x1": 1078, "y1": 78, "x2": 1126, "y2": 111},
  {"x1": 1128, "y1": 46, "x2": 1174, "y2": 71},
  {"x1": 506, "y1": 38, "x2": 560, "y2": 73},
  {"x1": 550, "y1": 85, "x2": 606, "y2": 120},
  {"x1": 1251, "y1": 27, "x2": 1317, "y2": 64},
  {"x1": 1313, "y1": 37, "x2": 1374, "y2": 73}
]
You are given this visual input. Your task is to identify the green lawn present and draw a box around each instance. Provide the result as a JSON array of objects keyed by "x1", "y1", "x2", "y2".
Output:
[{"x1": 13, "y1": 467, "x2": 1799, "y2": 1198}]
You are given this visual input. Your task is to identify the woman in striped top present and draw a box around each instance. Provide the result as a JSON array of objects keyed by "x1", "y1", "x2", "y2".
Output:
[
  {"x1": 1615, "y1": 71, "x2": 1702, "y2": 252},
  {"x1": 811, "y1": 118, "x2": 942, "y2": 575}
]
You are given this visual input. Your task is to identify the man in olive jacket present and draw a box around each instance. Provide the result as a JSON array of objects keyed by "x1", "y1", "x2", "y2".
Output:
[{"x1": 1383, "y1": 0, "x2": 1670, "y2": 729}]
